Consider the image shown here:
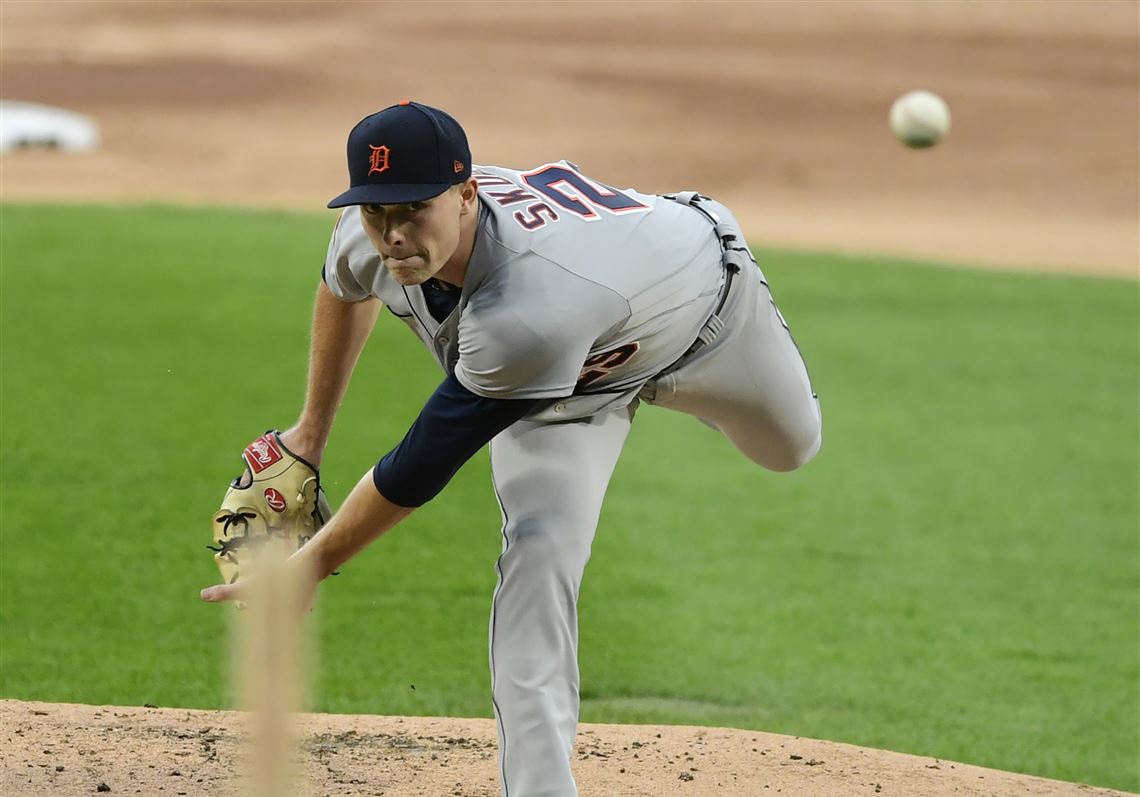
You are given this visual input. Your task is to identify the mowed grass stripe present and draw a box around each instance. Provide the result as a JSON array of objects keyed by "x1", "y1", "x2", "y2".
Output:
[{"x1": 1, "y1": 204, "x2": 1136, "y2": 792}]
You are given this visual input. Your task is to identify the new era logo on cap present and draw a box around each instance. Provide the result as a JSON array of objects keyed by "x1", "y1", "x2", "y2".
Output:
[{"x1": 328, "y1": 101, "x2": 472, "y2": 208}]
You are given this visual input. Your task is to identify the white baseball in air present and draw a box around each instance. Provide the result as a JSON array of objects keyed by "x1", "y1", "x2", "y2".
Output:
[{"x1": 889, "y1": 90, "x2": 951, "y2": 149}]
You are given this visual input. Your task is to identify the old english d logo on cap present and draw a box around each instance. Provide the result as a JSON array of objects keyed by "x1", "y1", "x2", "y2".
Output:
[{"x1": 368, "y1": 145, "x2": 390, "y2": 175}]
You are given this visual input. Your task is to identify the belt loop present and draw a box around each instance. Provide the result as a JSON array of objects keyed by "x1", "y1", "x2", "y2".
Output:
[{"x1": 697, "y1": 314, "x2": 725, "y2": 346}]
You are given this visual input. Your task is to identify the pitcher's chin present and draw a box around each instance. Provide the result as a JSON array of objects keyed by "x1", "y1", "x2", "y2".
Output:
[{"x1": 385, "y1": 260, "x2": 428, "y2": 285}]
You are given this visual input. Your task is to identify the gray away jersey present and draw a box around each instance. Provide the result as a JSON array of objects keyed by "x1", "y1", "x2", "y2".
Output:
[{"x1": 323, "y1": 161, "x2": 725, "y2": 421}]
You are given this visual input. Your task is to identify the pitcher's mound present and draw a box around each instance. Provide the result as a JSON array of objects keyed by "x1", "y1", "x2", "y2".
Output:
[{"x1": 1, "y1": 699, "x2": 1130, "y2": 796}]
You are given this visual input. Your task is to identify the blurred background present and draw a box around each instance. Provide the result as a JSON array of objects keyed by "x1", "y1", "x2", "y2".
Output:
[{"x1": 1, "y1": 0, "x2": 1136, "y2": 274}]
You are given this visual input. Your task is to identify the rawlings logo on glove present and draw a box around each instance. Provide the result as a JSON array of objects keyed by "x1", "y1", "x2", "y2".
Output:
[{"x1": 245, "y1": 433, "x2": 284, "y2": 473}]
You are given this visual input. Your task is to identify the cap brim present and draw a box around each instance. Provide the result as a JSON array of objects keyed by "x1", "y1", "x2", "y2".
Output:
[{"x1": 327, "y1": 182, "x2": 452, "y2": 209}]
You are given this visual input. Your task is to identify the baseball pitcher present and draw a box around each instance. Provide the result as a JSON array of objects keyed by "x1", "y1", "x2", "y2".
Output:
[{"x1": 201, "y1": 100, "x2": 822, "y2": 797}]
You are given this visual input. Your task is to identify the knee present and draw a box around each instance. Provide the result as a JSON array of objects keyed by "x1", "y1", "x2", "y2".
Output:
[
  {"x1": 745, "y1": 406, "x2": 822, "y2": 472},
  {"x1": 774, "y1": 394, "x2": 823, "y2": 472},
  {"x1": 503, "y1": 511, "x2": 594, "y2": 571},
  {"x1": 765, "y1": 427, "x2": 822, "y2": 472}
]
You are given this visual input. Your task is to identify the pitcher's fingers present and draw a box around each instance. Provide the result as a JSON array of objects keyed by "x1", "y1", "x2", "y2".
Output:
[{"x1": 200, "y1": 583, "x2": 240, "y2": 602}]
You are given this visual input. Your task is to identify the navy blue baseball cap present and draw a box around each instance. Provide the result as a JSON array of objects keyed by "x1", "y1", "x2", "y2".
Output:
[{"x1": 327, "y1": 100, "x2": 472, "y2": 209}]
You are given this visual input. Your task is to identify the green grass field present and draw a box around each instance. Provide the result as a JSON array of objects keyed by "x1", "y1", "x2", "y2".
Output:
[{"x1": 1, "y1": 204, "x2": 1136, "y2": 792}]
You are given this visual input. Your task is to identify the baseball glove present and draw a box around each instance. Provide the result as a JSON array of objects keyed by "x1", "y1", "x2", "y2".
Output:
[{"x1": 209, "y1": 431, "x2": 332, "y2": 590}]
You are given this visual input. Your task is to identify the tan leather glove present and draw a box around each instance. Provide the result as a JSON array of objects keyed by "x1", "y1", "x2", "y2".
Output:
[{"x1": 209, "y1": 431, "x2": 332, "y2": 589}]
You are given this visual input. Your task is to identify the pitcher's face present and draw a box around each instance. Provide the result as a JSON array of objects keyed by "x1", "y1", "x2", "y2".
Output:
[{"x1": 359, "y1": 183, "x2": 468, "y2": 286}]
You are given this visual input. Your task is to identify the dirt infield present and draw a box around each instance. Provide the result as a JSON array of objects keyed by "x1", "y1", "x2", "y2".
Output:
[
  {"x1": 0, "y1": 3, "x2": 1136, "y2": 796},
  {"x1": 3, "y1": 699, "x2": 1134, "y2": 797},
  {"x1": 1, "y1": 1, "x2": 1136, "y2": 275}
]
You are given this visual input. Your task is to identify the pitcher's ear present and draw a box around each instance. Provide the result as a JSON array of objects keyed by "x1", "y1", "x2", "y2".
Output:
[{"x1": 460, "y1": 177, "x2": 478, "y2": 206}]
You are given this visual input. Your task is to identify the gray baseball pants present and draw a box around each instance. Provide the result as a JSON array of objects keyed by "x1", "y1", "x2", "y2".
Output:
[{"x1": 487, "y1": 206, "x2": 822, "y2": 797}]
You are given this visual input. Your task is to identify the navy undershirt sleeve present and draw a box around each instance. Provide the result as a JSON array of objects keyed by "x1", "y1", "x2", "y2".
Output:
[{"x1": 373, "y1": 372, "x2": 539, "y2": 507}]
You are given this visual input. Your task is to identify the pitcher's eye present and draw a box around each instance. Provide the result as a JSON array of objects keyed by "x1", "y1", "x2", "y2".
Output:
[{"x1": 362, "y1": 204, "x2": 383, "y2": 215}]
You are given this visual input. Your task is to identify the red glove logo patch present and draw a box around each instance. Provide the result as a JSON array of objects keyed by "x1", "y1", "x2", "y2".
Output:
[
  {"x1": 264, "y1": 488, "x2": 287, "y2": 513},
  {"x1": 244, "y1": 434, "x2": 283, "y2": 474}
]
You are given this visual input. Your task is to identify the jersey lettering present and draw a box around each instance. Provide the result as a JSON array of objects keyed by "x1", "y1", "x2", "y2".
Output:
[
  {"x1": 477, "y1": 164, "x2": 651, "y2": 232},
  {"x1": 576, "y1": 342, "x2": 640, "y2": 389},
  {"x1": 474, "y1": 174, "x2": 516, "y2": 189},
  {"x1": 488, "y1": 188, "x2": 538, "y2": 207},
  {"x1": 522, "y1": 164, "x2": 650, "y2": 221},
  {"x1": 514, "y1": 202, "x2": 560, "y2": 230}
]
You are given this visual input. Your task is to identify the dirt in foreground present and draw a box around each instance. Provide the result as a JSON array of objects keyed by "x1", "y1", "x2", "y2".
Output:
[
  {"x1": 1, "y1": 1, "x2": 1136, "y2": 275},
  {"x1": 2, "y1": 700, "x2": 1133, "y2": 797}
]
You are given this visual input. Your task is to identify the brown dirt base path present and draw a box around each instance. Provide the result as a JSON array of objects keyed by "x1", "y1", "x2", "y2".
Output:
[{"x1": 2, "y1": 700, "x2": 1132, "y2": 797}]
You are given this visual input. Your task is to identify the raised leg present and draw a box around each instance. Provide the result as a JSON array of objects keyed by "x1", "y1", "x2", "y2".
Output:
[{"x1": 646, "y1": 201, "x2": 822, "y2": 472}]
